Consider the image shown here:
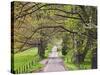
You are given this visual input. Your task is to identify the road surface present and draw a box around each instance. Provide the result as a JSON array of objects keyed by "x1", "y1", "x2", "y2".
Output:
[{"x1": 42, "y1": 46, "x2": 65, "y2": 72}]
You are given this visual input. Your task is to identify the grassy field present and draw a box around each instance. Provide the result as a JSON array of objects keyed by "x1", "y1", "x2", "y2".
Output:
[{"x1": 12, "y1": 48, "x2": 44, "y2": 73}]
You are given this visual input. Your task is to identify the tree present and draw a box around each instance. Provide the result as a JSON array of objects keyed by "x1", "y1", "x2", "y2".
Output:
[{"x1": 12, "y1": 2, "x2": 97, "y2": 68}]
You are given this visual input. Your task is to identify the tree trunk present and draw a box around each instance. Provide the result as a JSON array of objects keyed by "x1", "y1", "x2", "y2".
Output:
[
  {"x1": 62, "y1": 33, "x2": 68, "y2": 55},
  {"x1": 38, "y1": 39, "x2": 45, "y2": 59},
  {"x1": 79, "y1": 31, "x2": 91, "y2": 63},
  {"x1": 79, "y1": 42, "x2": 90, "y2": 63},
  {"x1": 91, "y1": 48, "x2": 97, "y2": 69}
]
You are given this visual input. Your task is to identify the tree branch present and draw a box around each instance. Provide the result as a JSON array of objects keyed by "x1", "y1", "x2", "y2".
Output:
[
  {"x1": 15, "y1": 4, "x2": 57, "y2": 20},
  {"x1": 55, "y1": 14, "x2": 81, "y2": 20},
  {"x1": 41, "y1": 8, "x2": 78, "y2": 14},
  {"x1": 18, "y1": 25, "x2": 77, "y2": 51}
]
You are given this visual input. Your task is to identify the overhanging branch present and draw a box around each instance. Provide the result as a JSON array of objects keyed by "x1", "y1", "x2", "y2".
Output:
[
  {"x1": 18, "y1": 25, "x2": 76, "y2": 51},
  {"x1": 15, "y1": 4, "x2": 57, "y2": 20},
  {"x1": 55, "y1": 14, "x2": 81, "y2": 20},
  {"x1": 18, "y1": 25, "x2": 95, "y2": 51}
]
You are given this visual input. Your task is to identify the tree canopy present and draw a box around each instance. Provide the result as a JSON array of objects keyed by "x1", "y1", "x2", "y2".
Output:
[{"x1": 11, "y1": 2, "x2": 97, "y2": 68}]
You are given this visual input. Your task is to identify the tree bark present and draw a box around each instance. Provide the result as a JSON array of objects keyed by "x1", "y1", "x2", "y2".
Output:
[
  {"x1": 91, "y1": 48, "x2": 97, "y2": 69},
  {"x1": 38, "y1": 39, "x2": 45, "y2": 59}
]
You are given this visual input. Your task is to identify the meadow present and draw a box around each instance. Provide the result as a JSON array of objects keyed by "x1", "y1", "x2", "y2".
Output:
[{"x1": 13, "y1": 48, "x2": 43, "y2": 73}]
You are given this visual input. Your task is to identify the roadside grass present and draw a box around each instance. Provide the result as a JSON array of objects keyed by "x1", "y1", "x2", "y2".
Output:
[
  {"x1": 64, "y1": 62, "x2": 78, "y2": 70},
  {"x1": 64, "y1": 59, "x2": 91, "y2": 70},
  {"x1": 80, "y1": 60, "x2": 91, "y2": 69},
  {"x1": 12, "y1": 48, "x2": 44, "y2": 73},
  {"x1": 58, "y1": 49, "x2": 91, "y2": 70},
  {"x1": 63, "y1": 52, "x2": 78, "y2": 70}
]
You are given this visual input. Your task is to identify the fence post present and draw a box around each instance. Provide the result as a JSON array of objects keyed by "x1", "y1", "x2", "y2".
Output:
[
  {"x1": 19, "y1": 67, "x2": 20, "y2": 74},
  {"x1": 26, "y1": 64, "x2": 28, "y2": 72},
  {"x1": 16, "y1": 69, "x2": 18, "y2": 74},
  {"x1": 24, "y1": 65, "x2": 25, "y2": 73}
]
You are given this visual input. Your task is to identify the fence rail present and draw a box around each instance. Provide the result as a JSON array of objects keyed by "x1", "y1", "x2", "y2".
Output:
[{"x1": 12, "y1": 56, "x2": 40, "y2": 74}]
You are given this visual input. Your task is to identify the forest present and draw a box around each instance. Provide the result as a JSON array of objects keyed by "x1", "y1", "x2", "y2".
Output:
[{"x1": 11, "y1": 1, "x2": 97, "y2": 74}]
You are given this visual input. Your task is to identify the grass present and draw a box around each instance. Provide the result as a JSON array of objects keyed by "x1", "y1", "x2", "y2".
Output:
[
  {"x1": 80, "y1": 60, "x2": 91, "y2": 69},
  {"x1": 12, "y1": 48, "x2": 44, "y2": 73},
  {"x1": 64, "y1": 62, "x2": 78, "y2": 70},
  {"x1": 64, "y1": 57, "x2": 91, "y2": 70},
  {"x1": 63, "y1": 55, "x2": 78, "y2": 70},
  {"x1": 58, "y1": 49, "x2": 91, "y2": 70}
]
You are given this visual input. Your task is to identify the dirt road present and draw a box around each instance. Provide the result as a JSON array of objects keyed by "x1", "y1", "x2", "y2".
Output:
[{"x1": 42, "y1": 46, "x2": 65, "y2": 72}]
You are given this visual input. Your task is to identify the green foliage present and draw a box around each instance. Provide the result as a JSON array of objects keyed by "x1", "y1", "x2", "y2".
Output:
[
  {"x1": 45, "y1": 44, "x2": 53, "y2": 58},
  {"x1": 63, "y1": 49, "x2": 91, "y2": 70},
  {"x1": 12, "y1": 2, "x2": 97, "y2": 72}
]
